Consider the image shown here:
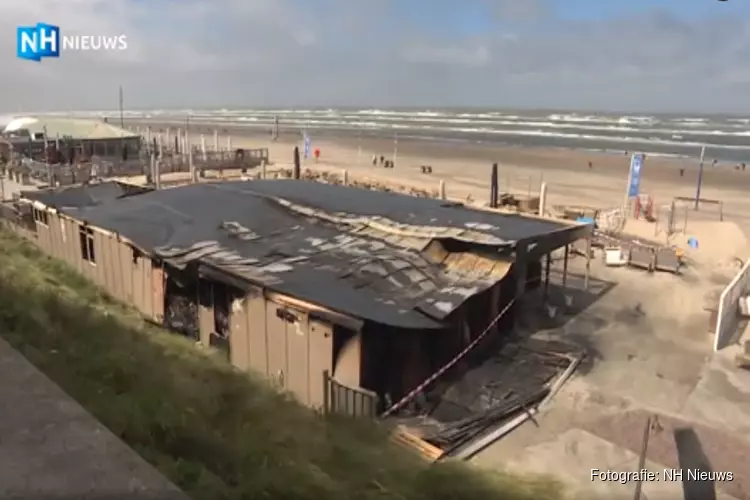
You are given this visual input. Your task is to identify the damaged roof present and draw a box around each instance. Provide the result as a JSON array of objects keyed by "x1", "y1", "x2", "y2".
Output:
[
  {"x1": 23, "y1": 181, "x2": 149, "y2": 209},
  {"x1": 39, "y1": 180, "x2": 571, "y2": 329}
]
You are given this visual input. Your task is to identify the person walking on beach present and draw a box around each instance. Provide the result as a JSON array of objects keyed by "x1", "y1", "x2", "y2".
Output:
[
  {"x1": 314, "y1": 147, "x2": 320, "y2": 163},
  {"x1": 372, "y1": 154, "x2": 377, "y2": 166}
]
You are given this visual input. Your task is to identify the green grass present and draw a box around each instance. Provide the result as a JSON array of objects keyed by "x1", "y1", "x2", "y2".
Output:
[{"x1": 0, "y1": 227, "x2": 564, "y2": 500}]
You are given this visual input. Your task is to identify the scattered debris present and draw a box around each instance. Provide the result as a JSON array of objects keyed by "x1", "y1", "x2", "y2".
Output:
[
  {"x1": 390, "y1": 341, "x2": 584, "y2": 461},
  {"x1": 428, "y1": 387, "x2": 549, "y2": 454},
  {"x1": 391, "y1": 426, "x2": 444, "y2": 462}
]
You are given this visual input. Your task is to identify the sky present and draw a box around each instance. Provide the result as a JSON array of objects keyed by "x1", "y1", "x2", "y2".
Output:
[{"x1": 1, "y1": 0, "x2": 749, "y2": 113}]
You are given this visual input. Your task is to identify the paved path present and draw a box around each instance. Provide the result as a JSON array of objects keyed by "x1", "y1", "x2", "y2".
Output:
[{"x1": 0, "y1": 337, "x2": 188, "y2": 499}]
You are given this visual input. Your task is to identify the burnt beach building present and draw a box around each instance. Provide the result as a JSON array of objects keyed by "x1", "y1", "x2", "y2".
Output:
[{"x1": 14, "y1": 180, "x2": 591, "y2": 415}]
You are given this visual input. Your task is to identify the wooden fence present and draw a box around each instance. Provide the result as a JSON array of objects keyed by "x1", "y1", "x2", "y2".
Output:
[{"x1": 322, "y1": 370, "x2": 379, "y2": 418}]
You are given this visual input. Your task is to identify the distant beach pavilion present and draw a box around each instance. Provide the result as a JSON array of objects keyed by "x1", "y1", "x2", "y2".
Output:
[{"x1": 0, "y1": 116, "x2": 140, "y2": 161}]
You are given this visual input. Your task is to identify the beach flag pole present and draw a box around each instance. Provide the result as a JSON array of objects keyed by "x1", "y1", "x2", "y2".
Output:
[{"x1": 694, "y1": 145, "x2": 706, "y2": 211}]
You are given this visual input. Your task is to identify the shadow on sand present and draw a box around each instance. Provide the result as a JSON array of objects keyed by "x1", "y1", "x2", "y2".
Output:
[{"x1": 674, "y1": 427, "x2": 717, "y2": 500}]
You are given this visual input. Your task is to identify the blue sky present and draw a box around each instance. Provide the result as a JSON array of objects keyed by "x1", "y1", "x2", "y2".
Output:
[
  {"x1": 553, "y1": 0, "x2": 749, "y2": 21},
  {"x1": 1, "y1": 0, "x2": 749, "y2": 112}
]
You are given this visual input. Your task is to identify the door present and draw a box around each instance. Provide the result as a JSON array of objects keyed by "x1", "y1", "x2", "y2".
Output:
[
  {"x1": 285, "y1": 313, "x2": 309, "y2": 405},
  {"x1": 309, "y1": 319, "x2": 334, "y2": 408}
]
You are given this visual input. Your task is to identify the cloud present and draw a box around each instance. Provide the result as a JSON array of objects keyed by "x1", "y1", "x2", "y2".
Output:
[
  {"x1": 0, "y1": 0, "x2": 748, "y2": 113},
  {"x1": 402, "y1": 44, "x2": 491, "y2": 67}
]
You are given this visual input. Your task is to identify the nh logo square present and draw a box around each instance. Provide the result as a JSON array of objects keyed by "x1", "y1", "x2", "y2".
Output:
[{"x1": 17, "y1": 23, "x2": 60, "y2": 61}]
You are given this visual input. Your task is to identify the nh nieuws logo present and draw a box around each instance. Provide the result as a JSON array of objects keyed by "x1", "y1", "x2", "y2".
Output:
[{"x1": 17, "y1": 23, "x2": 128, "y2": 62}]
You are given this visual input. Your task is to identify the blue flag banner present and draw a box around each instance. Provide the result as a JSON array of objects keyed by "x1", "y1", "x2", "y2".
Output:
[
  {"x1": 628, "y1": 153, "x2": 644, "y2": 198},
  {"x1": 304, "y1": 133, "x2": 311, "y2": 159}
]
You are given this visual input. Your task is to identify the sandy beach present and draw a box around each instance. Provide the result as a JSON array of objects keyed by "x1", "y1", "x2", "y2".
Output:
[{"x1": 129, "y1": 120, "x2": 750, "y2": 233}]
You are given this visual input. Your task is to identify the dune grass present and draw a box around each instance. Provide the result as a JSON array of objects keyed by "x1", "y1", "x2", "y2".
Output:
[{"x1": 0, "y1": 227, "x2": 563, "y2": 500}]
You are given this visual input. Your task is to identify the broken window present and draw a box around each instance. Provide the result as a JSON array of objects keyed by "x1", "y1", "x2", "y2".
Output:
[
  {"x1": 33, "y1": 207, "x2": 49, "y2": 226},
  {"x1": 164, "y1": 272, "x2": 199, "y2": 340},
  {"x1": 79, "y1": 226, "x2": 96, "y2": 263}
]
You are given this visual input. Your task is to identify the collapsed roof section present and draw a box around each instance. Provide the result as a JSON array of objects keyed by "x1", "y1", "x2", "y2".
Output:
[{"x1": 25, "y1": 180, "x2": 584, "y2": 329}]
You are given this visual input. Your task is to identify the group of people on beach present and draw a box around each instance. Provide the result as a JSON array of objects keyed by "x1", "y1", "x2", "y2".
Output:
[{"x1": 371, "y1": 154, "x2": 395, "y2": 168}]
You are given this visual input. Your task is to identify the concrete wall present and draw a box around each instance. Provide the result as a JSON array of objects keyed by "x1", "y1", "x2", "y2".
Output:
[{"x1": 715, "y1": 259, "x2": 750, "y2": 351}]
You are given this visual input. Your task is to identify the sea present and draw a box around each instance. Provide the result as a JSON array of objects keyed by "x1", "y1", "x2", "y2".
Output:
[{"x1": 6, "y1": 108, "x2": 750, "y2": 164}]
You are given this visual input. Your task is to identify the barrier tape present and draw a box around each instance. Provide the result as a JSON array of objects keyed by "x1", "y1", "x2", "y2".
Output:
[{"x1": 380, "y1": 297, "x2": 516, "y2": 418}]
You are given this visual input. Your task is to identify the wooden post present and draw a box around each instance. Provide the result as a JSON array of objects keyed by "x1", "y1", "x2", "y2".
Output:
[
  {"x1": 261, "y1": 160, "x2": 266, "y2": 179},
  {"x1": 155, "y1": 155, "x2": 161, "y2": 190},
  {"x1": 213, "y1": 129, "x2": 219, "y2": 152},
  {"x1": 544, "y1": 252, "x2": 551, "y2": 299},
  {"x1": 514, "y1": 242, "x2": 528, "y2": 328},
  {"x1": 490, "y1": 163, "x2": 498, "y2": 208},
  {"x1": 293, "y1": 147, "x2": 301, "y2": 179},
  {"x1": 584, "y1": 238, "x2": 591, "y2": 290},
  {"x1": 189, "y1": 143, "x2": 195, "y2": 183},
  {"x1": 562, "y1": 244, "x2": 569, "y2": 289},
  {"x1": 343, "y1": 169, "x2": 348, "y2": 185},
  {"x1": 439, "y1": 180, "x2": 446, "y2": 200},
  {"x1": 539, "y1": 182, "x2": 548, "y2": 216},
  {"x1": 200, "y1": 134, "x2": 206, "y2": 161},
  {"x1": 322, "y1": 370, "x2": 330, "y2": 415}
]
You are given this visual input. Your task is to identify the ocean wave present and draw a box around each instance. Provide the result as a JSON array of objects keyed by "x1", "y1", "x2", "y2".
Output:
[
  {"x1": 88, "y1": 111, "x2": 750, "y2": 139},
  {"x1": 120, "y1": 115, "x2": 750, "y2": 151},
  {"x1": 37, "y1": 107, "x2": 748, "y2": 128},
  {"x1": 16, "y1": 108, "x2": 750, "y2": 161}
]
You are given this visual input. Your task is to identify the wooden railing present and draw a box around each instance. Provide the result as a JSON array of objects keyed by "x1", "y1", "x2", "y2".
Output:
[{"x1": 322, "y1": 370, "x2": 378, "y2": 418}]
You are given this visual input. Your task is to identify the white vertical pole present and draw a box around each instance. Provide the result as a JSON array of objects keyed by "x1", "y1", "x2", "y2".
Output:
[
  {"x1": 357, "y1": 118, "x2": 362, "y2": 165},
  {"x1": 393, "y1": 131, "x2": 398, "y2": 165},
  {"x1": 624, "y1": 154, "x2": 633, "y2": 217},
  {"x1": 188, "y1": 140, "x2": 195, "y2": 182},
  {"x1": 539, "y1": 182, "x2": 548, "y2": 216}
]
